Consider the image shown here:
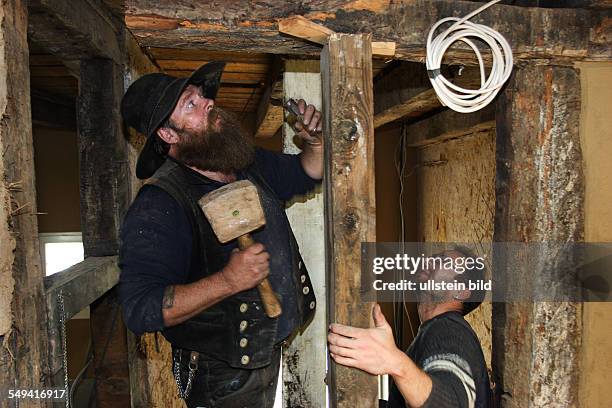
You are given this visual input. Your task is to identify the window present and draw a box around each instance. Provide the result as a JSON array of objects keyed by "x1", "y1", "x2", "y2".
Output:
[{"x1": 39, "y1": 232, "x2": 84, "y2": 276}]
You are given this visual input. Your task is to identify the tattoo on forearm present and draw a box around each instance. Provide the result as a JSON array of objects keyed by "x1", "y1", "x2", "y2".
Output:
[{"x1": 163, "y1": 286, "x2": 176, "y2": 309}]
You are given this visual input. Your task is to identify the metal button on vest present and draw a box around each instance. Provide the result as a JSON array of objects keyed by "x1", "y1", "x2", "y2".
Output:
[
  {"x1": 309, "y1": 301, "x2": 316, "y2": 310},
  {"x1": 240, "y1": 338, "x2": 248, "y2": 348},
  {"x1": 302, "y1": 286, "x2": 310, "y2": 295},
  {"x1": 239, "y1": 320, "x2": 248, "y2": 332},
  {"x1": 300, "y1": 274, "x2": 306, "y2": 283},
  {"x1": 241, "y1": 355, "x2": 250, "y2": 365},
  {"x1": 239, "y1": 303, "x2": 248, "y2": 313}
]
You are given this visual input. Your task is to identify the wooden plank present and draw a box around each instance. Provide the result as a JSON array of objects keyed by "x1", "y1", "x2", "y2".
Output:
[
  {"x1": 278, "y1": 15, "x2": 395, "y2": 57},
  {"x1": 281, "y1": 60, "x2": 327, "y2": 408},
  {"x1": 28, "y1": 0, "x2": 122, "y2": 62},
  {"x1": 166, "y1": 70, "x2": 266, "y2": 83},
  {"x1": 157, "y1": 60, "x2": 269, "y2": 73},
  {"x1": 321, "y1": 33, "x2": 378, "y2": 408},
  {"x1": 0, "y1": 0, "x2": 50, "y2": 402},
  {"x1": 31, "y1": 89, "x2": 76, "y2": 130},
  {"x1": 125, "y1": 1, "x2": 610, "y2": 63},
  {"x1": 147, "y1": 48, "x2": 272, "y2": 64},
  {"x1": 78, "y1": 59, "x2": 129, "y2": 256},
  {"x1": 492, "y1": 65, "x2": 583, "y2": 407},
  {"x1": 78, "y1": 58, "x2": 131, "y2": 407},
  {"x1": 44, "y1": 256, "x2": 120, "y2": 385},
  {"x1": 254, "y1": 56, "x2": 284, "y2": 138},
  {"x1": 404, "y1": 104, "x2": 495, "y2": 146}
]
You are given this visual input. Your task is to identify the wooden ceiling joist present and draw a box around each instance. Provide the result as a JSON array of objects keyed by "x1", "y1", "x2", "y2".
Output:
[
  {"x1": 278, "y1": 15, "x2": 396, "y2": 57},
  {"x1": 28, "y1": 0, "x2": 121, "y2": 62},
  {"x1": 125, "y1": 0, "x2": 610, "y2": 63}
]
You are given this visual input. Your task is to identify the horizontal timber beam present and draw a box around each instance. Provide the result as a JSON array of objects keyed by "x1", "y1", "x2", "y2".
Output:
[
  {"x1": 278, "y1": 15, "x2": 396, "y2": 57},
  {"x1": 125, "y1": 0, "x2": 610, "y2": 63},
  {"x1": 44, "y1": 256, "x2": 119, "y2": 385},
  {"x1": 404, "y1": 105, "x2": 495, "y2": 146},
  {"x1": 28, "y1": 0, "x2": 122, "y2": 62}
]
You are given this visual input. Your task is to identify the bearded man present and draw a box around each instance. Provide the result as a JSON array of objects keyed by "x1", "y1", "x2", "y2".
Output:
[{"x1": 118, "y1": 62, "x2": 322, "y2": 408}]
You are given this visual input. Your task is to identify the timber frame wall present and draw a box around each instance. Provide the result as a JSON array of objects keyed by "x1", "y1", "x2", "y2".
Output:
[{"x1": 0, "y1": 0, "x2": 610, "y2": 407}]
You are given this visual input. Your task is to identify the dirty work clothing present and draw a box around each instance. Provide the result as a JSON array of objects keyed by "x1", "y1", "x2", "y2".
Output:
[
  {"x1": 175, "y1": 347, "x2": 281, "y2": 408},
  {"x1": 388, "y1": 311, "x2": 491, "y2": 408},
  {"x1": 118, "y1": 148, "x2": 318, "y2": 369}
]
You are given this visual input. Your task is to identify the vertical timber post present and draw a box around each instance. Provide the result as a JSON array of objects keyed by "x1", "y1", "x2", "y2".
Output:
[
  {"x1": 0, "y1": 0, "x2": 50, "y2": 405},
  {"x1": 493, "y1": 65, "x2": 583, "y2": 407},
  {"x1": 282, "y1": 60, "x2": 327, "y2": 407},
  {"x1": 321, "y1": 33, "x2": 378, "y2": 407},
  {"x1": 77, "y1": 58, "x2": 131, "y2": 407}
]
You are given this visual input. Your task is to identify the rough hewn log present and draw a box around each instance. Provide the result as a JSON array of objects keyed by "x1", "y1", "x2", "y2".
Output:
[
  {"x1": 31, "y1": 89, "x2": 76, "y2": 130},
  {"x1": 28, "y1": 0, "x2": 122, "y2": 62},
  {"x1": 404, "y1": 104, "x2": 495, "y2": 146},
  {"x1": 467, "y1": 0, "x2": 612, "y2": 8},
  {"x1": 0, "y1": 0, "x2": 51, "y2": 404},
  {"x1": 492, "y1": 65, "x2": 583, "y2": 407},
  {"x1": 44, "y1": 256, "x2": 120, "y2": 386},
  {"x1": 374, "y1": 65, "x2": 483, "y2": 128},
  {"x1": 125, "y1": 0, "x2": 610, "y2": 63},
  {"x1": 77, "y1": 59, "x2": 129, "y2": 257},
  {"x1": 322, "y1": 33, "x2": 378, "y2": 407}
]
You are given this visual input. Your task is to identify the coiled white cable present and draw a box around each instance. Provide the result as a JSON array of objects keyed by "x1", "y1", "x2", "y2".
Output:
[{"x1": 425, "y1": 0, "x2": 513, "y2": 113}]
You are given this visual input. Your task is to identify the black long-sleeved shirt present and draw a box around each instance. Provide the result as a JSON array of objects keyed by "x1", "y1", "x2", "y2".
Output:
[
  {"x1": 388, "y1": 311, "x2": 491, "y2": 408},
  {"x1": 118, "y1": 149, "x2": 318, "y2": 340}
]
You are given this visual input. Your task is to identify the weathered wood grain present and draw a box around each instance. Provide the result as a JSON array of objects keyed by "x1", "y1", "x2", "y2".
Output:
[
  {"x1": 28, "y1": 0, "x2": 122, "y2": 62},
  {"x1": 493, "y1": 65, "x2": 583, "y2": 407},
  {"x1": 322, "y1": 33, "x2": 378, "y2": 408},
  {"x1": 125, "y1": 0, "x2": 611, "y2": 63},
  {"x1": 0, "y1": 1, "x2": 50, "y2": 404}
]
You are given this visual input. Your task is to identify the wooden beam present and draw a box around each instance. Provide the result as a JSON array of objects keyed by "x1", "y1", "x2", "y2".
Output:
[
  {"x1": 31, "y1": 89, "x2": 76, "y2": 130},
  {"x1": 492, "y1": 65, "x2": 583, "y2": 407},
  {"x1": 282, "y1": 59, "x2": 327, "y2": 408},
  {"x1": 0, "y1": 0, "x2": 50, "y2": 400},
  {"x1": 125, "y1": 1, "x2": 610, "y2": 63},
  {"x1": 467, "y1": 0, "x2": 612, "y2": 8},
  {"x1": 255, "y1": 57, "x2": 284, "y2": 138},
  {"x1": 403, "y1": 104, "x2": 495, "y2": 146},
  {"x1": 78, "y1": 59, "x2": 129, "y2": 257},
  {"x1": 78, "y1": 58, "x2": 131, "y2": 406},
  {"x1": 322, "y1": 33, "x2": 378, "y2": 407},
  {"x1": 28, "y1": 0, "x2": 122, "y2": 62},
  {"x1": 374, "y1": 66, "x2": 483, "y2": 128},
  {"x1": 44, "y1": 256, "x2": 120, "y2": 385},
  {"x1": 278, "y1": 15, "x2": 396, "y2": 57}
]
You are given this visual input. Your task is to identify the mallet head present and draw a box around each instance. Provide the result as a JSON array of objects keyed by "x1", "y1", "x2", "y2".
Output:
[{"x1": 198, "y1": 180, "x2": 265, "y2": 243}]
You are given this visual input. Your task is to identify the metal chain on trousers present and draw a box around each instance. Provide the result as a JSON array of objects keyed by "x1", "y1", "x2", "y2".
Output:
[
  {"x1": 173, "y1": 349, "x2": 197, "y2": 399},
  {"x1": 58, "y1": 290, "x2": 70, "y2": 408}
]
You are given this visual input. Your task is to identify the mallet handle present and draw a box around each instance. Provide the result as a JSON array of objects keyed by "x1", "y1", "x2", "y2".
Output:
[{"x1": 237, "y1": 234, "x2": 282, "y2": 318}]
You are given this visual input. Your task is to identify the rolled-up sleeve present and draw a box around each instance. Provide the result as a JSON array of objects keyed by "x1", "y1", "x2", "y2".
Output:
[{"x1": 118, "y1": 185, "x2": 192, "y2": 335}]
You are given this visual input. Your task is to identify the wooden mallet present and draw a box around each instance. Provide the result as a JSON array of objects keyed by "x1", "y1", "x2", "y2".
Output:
[{"x1": 199, "y1": 180, "x2": 282, "y2": 318}]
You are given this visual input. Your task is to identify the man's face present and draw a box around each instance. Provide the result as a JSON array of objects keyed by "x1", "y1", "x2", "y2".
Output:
[
  {"x1": 164, "y1": 85, "x2": 255, "y2": 173},
  {"x1": 415, "y1": 251, "x2": 463, "y2": 304}
]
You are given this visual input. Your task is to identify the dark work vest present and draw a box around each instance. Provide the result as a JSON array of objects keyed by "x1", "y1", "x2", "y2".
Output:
[{"x1": 147, "y1": 159, "x2": 316, "y2": 369}]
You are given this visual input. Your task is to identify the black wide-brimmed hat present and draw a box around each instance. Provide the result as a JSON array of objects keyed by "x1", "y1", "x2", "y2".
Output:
[{"x1": 121, "y1": 61, "x2": 226, "y2": 179}]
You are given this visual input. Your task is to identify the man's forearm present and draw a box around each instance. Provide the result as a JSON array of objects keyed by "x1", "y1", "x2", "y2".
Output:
[
  {"x1": 390, "y1": 351, "x2": 433, "y2": 407},
  {"x1": 300, "y1": 143, "x2": 323, "y2": 180},
  {"x1": 162, "y1": 271, "x2": 234, "y2": 327}
]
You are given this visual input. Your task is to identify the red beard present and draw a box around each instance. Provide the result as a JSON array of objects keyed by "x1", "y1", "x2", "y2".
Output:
[{"x1": 174, "y1": 107, "x2": 255, "y2": 174}]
